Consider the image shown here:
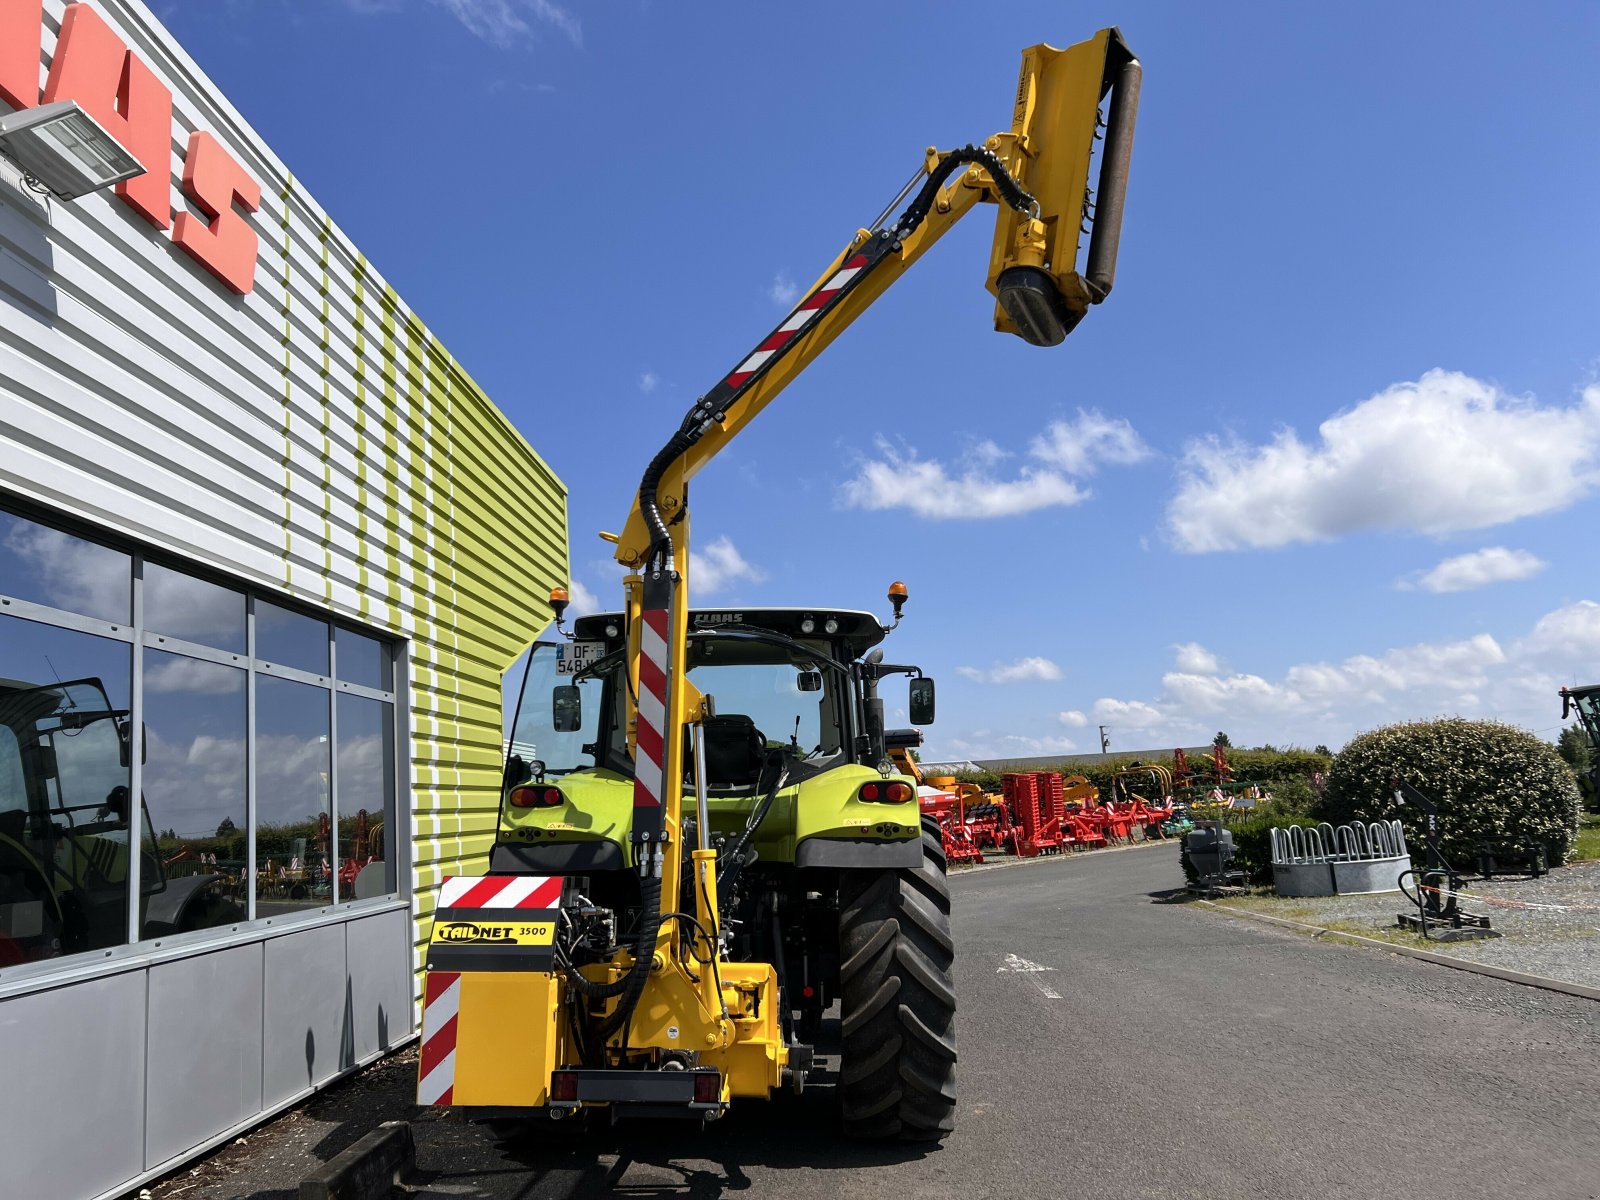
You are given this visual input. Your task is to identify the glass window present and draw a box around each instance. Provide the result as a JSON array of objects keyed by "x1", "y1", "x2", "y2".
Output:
[
  {"x1": 255, "y1": 676, "x2": 331, "y2": 914},
  {"x1": 508, "y1": 643, "x2": 604, "y2": 776},
  {"x1": 256, "y1": 600, "x2": 328, "y2": 675},
  {"x1": 0, "y1": 510, "x2": 130, "y2": 623},
  {"x1": 337, "y1": 694, "x2": 396, "y2": 899},
  {"x1": 336, "y1": 626, "x2": 392, "y2": 691},
  {"x1": 140, "y1": 650, "x2": 247, "y2": 936},
  {"x1": 144, "y1": 562, "x2": 244, "y2": 653},
  {"x1": 0, "y1": 613, "x2": 131, "y2": 965}
]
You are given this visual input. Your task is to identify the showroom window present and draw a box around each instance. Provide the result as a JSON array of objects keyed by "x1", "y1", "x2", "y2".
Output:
[{"x1": 0, "y1": 504, "x2": 402, "y2": 973}]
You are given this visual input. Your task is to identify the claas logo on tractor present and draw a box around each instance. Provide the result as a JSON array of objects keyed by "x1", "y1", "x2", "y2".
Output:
[{"x1": 987, "y1": 27, "x2": 1141, "y2": 347}]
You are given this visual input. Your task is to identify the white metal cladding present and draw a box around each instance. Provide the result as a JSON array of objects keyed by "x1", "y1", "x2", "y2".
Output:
[{"x1": 0, "y1": 0, "x2": 569, "y2": 968}]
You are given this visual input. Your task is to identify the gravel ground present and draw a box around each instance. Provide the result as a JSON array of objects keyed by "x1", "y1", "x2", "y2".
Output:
[{"x1": 1228, "y1": 860, "x2": 1600, "y2": 988}]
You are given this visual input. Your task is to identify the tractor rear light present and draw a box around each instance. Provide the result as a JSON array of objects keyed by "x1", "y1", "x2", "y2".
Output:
[
  {"x1": 693, "y1": 1071, "x2": 721, "y2": 1105},
  {"x1": 550, "y1": 1071, "x2": 578, "y2": 1103},
  {"x1": 510, "y1": 786, "x2": 564, "y2": 808},
  {"x1": 860, "y1": 781, "x2": 913, "y2": 803}
]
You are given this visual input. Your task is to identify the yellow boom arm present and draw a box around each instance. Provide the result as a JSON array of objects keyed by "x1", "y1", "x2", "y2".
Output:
[{"x1": 599, "y1": 29, "x2": 1139, "y2": 1072}]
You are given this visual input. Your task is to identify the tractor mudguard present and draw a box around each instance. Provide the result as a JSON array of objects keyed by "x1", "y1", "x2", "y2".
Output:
[
  {"x1": 795, "y1": 836, "x2": 924, "y2": 869},
  {"x1": 490, "y1": 840, "x2": 625, "y2": 874}
]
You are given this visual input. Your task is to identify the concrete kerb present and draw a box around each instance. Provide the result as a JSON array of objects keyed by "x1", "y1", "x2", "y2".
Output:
[
  {"x1": 954, "y1": 836, "x2": 1176, "y2": 875},
  {"x1": 299, "y1": 1120, "x2": 415, "y2": 1200},
  {"x1": 1195, "y1": 898, "x2": 1600, "y2": 1004}
]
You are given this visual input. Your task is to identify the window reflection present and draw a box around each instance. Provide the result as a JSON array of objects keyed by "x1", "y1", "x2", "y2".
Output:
[
  {"x1": 141, "y1": 650, "x2": 247, "y2": 935},
  {"x1": 336, "y1": 627, "x2": 392, "y2": 691},
  {"x1": 257, "y1": 600, "x2": 328, "y2": 675},
  {"x1": 0, "y1": 613, "x2": 131, "y2": 965},
  {"x1": 337, "y1": 695, "x2": 396, "y2": 899},
  {"x1": 255, "y1": 676, "x2": 331, "y2": 913},
  {"x1": 0, "y1": 510, "x2": 130, "y2": 623},
  {"x1": 144, "y1": 562, "x2": 244, "y2": 653}
]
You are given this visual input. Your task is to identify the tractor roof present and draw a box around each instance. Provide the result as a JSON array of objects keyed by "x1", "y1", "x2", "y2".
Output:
[{"x1": 573, "y1": 607, "x2": 889, "y2": 660}]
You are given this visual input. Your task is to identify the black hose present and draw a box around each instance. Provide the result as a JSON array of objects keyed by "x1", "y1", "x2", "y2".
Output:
[
  {"x1": 718, "y1": 756, "x2": 790, "y2": 891},
  {"x1": 593, "y1": 870, "x2": 663, "y2": 1045},
  {"x1": 894, "y1": 144, "x2": 1036, "y2": 236}
]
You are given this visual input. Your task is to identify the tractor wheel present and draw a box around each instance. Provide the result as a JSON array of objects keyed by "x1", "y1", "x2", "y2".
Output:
[{"x1": 837, "y1": 817, "x2": 957, "y2": 1141}]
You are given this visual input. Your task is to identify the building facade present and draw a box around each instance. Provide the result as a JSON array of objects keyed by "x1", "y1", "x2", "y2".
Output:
[{"x1": 0, "y1": 4, "x2": 566, "y2": 1198}]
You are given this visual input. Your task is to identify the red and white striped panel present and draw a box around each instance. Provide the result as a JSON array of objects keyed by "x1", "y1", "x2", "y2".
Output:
[
  {"x1": 723, "y1": 253, "x2": 869, "y2": 390},
  {"x1": 438, "y1": 874, "x2": 562, "y2": 910},
  {"x1": 416, "y1": 970, "x2": 460, "y2": 1106},
  {"x1": 633, "y1": 605, "x2": 669, "y2": 815}
]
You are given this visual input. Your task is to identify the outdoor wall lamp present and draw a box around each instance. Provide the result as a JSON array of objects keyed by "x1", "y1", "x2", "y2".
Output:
[{"x1": 0, "y1": 100, "x2": 145, "y2": 201}]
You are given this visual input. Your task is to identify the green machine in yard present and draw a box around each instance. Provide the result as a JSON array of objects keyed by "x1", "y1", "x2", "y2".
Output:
[{"x1": 1560, "y1": 684, "x2": 1600, "y2": 809}]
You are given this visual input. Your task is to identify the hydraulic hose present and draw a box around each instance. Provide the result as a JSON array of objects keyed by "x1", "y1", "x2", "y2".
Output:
[{"x1": 593, "y1": 870, "x2": 664, "y2": 1044}]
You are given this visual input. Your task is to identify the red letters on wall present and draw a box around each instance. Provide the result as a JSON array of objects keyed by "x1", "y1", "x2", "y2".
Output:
[
  {"x1": 7, "y1": 2, "x2": 261, "y2": 293},
  {"x1": 0, "y1": 0, "x2": 43, "y2": 111},
  {"x1": 173, "y1": 131, "x2": 260, "y2": 295}
]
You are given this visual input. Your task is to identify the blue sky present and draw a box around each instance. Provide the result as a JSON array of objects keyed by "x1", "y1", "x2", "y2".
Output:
[{"x1": 161, "y1": 1, "x2": 1600, "y2": 759}]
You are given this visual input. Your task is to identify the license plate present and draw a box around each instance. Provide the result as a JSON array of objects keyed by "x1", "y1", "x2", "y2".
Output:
[{"x1": 556, "y1": 640, "x2": 606, "y2": 676}]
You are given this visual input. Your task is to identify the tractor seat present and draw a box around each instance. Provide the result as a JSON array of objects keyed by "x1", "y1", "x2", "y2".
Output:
[{"x1": 691, "y1": 714, "x2": 766, "y2": 790}]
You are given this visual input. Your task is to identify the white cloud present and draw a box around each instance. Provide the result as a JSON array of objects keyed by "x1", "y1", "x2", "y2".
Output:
[
  {"x1": 1168, "y1": 371, "x2": 1600, "y2": 552},
  {"x1": 145, "y1": 655, "x2": 245, "y2": 695},
  {"x1": 428, "y1": 0, "x2": 581, "y2": 47},
  {"x1": 839, "y1": 411, "x2": 1148, "y2": 521},
  {"x1": 1400, "y1": 546, "x2": 1546, "y2": 594},
  {"x1": 767, "y1": 272, "x2": 799, "y2": 307},
  {"x1": 1091, "y1": 697, "x2": 1166, "y2": 730},
  {"x1": 639, "y1": 372, "x2": 658, "y2": 394},
  {"x1": 943, "y1": 731, "x2": 1077, "y2": 758},
  {"x1": 689, "y1": 536, "x2": 765, "y2": 596},
  {"x1": 1514, "y1": 600, "x2": 1600, "y2": 665},
  {"x1": 1173, "y1": 642, "x2": 1221, "y2": 673},
  {"x1": 956, "y1": 657, "x2": 1063, "y2": 685},
  {"x1": 568, "y1": 578, "x2": 602, "y2": 617},
  {"x1": 1058, "y1": 709, "x2": 1088, "y2": 727},
  {"x1": 1029, "y1": 411, "x2": 1152, "y2": 475}
]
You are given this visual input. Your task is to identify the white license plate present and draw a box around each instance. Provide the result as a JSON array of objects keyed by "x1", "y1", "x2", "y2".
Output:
[{"x1": 556, "y1": 640, "x2": 607, "y2": 676}]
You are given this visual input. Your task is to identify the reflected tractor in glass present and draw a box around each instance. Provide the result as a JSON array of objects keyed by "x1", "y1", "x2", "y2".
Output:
[{"x1": 416, "y1": 28, "x2": 1141, "y2": 1139}]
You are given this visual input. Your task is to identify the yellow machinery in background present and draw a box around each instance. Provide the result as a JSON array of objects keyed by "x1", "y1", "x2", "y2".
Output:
[{"x1": 420, "y1": 29, "x2": 1140, "y2": 1139}]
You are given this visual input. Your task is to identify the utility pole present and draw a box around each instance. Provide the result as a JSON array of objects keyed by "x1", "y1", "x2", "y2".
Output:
[{"x1": 1098, "y1": 725, "x2": 1110, "y2": 753}]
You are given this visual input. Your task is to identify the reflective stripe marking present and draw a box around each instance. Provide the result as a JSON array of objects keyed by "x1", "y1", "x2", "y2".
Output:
[
  {"x1": 417, "y1": 971, "x2": 461, "y2": 1107},
  {"x1": 439, "y1": 875, "x2": 561, "y2": 910}
]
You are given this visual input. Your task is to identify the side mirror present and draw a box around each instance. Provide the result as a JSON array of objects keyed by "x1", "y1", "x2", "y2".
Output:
[
  {"x1": 909, "y1": 677, "x2": 936, "y2": 725},
  {"x1": 797, "y1": 670, "x2": 822, "y2": 693},
  {"x1": 552, "y1": 685, "x2": 583, "y2": 733}
]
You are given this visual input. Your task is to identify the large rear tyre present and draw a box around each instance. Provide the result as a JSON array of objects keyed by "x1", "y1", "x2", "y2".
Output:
[{"x1": 837, "y1": 818, "x2": 957, "y2": 1141}]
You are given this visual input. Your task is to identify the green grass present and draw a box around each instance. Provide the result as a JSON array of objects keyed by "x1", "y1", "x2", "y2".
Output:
[
  {"x1": 1573, "y1": 813, "x2": 1600, "y2": 862},
  {"x1": 1210, "y1": 892, "x2": 1429, "y2": 947}
]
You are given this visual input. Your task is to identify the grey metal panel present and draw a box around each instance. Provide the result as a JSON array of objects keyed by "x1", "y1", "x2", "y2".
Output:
[
  {"x1": 346, "y1": 907, "x2": 414, "y2": 1060},
  {"x1": 0, "y1": 972, "x2": 146, "y2": 1200},
  {"x1": 145, "y1": 942, "x2": 265, "y2": 1170},
  {"x1": 262, "y1": 921, "x2": 347, "y2": 1108}
]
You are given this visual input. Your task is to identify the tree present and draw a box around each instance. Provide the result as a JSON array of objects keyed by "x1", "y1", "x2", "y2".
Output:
[
  {"x1": 1313, "y1": 744, "x2": 1332, "y2": 758},
  {"x1": 216, "y1": 816, "x2": 238, "y2": 838},
  {"x1": 1556, "y1": 725, "x2": 1592, "y2": 774},
  {"x1": 1212, "y1": 731, "x2": 1231, "y2": 749}
]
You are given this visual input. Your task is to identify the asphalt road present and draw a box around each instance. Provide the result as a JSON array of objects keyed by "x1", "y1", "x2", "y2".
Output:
[{"x1": 392, "y1": 843, "x2": 1600, "y2": 1200}]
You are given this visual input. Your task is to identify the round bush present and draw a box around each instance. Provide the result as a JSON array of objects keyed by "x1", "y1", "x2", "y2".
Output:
[{"x1": 1321, "y1": 718, "x2": 1582, "y2": 866}]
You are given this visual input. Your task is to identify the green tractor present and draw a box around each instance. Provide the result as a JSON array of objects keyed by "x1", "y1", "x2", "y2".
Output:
[{"x1": 492, "y1": 600, "x2": 955, "y2": 1138}]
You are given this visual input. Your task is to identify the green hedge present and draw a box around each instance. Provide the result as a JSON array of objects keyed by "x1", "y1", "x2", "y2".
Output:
[{"x1": 1322, "y1": 718, "x2": 1582, "y2": 865}]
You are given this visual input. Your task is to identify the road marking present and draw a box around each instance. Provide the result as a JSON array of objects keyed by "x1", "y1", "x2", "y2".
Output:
[
  {"x1": 998, "y1": 952, "x2": 1061, "y2": 999},
  {"x1": 997, "y1": 953, "x2": 1056, "y2": 974}
]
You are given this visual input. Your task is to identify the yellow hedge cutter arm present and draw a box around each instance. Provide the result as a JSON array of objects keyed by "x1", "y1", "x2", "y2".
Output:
[{"x1": 599, "y1": 27, "x2": 1140, "y2": 1072}]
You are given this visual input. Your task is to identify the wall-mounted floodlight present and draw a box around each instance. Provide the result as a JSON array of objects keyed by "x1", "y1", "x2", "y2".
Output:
[{"x1": 0, "y1": 100, "x2": 145, "y2": 201}]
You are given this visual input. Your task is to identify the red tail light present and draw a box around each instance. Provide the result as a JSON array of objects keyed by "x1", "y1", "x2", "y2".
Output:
[
  {"x1": 858, "y1": 781, "x2": 914, "y2": 803},
  {"x1": 550, "y1": 1071, "x2": 578, "y2": 1103},
  {"x1": 510, "y1": 786, "x2": 564, "y2": 809},
  {"x1": 693, "y1": 1071, "x2": 721, "y2": 1104}
]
